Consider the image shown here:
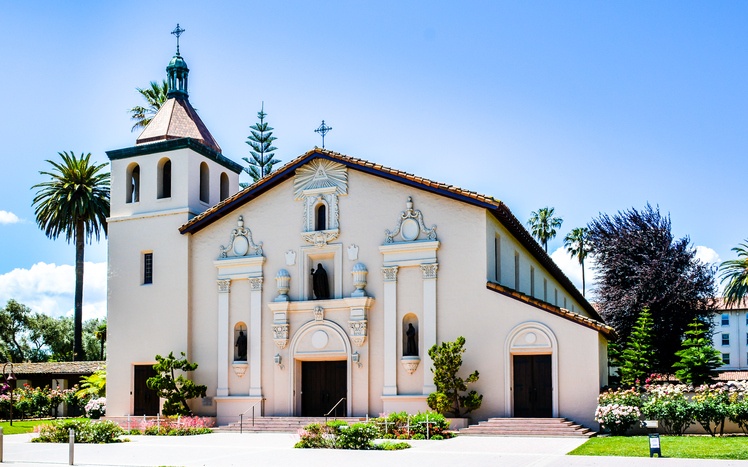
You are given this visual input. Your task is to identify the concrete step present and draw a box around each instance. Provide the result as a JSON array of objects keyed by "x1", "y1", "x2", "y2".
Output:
[
  {"x1": 220, "y1": 416, "x2": 364, "y2": 433},
  {"x1": 459, "y1": 417, "x2": 595, "y2": 437}
]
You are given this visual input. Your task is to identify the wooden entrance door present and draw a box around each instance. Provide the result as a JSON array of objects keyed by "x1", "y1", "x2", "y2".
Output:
[
  {"x1": 133, "y1": 365, "x2": 160, "y2": 415},
  {"x1": 301, "y1": 361, "x2": 347, "y2": 416},
  {"x1": 513, "y1": 354, "x2": 552, "y2": 417}
]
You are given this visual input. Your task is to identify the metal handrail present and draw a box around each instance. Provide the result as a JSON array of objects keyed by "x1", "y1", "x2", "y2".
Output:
[
  {"x1": 238, "y1": 398, "x2": 266, "y2": 434},
  {"x1": 324, "y1": 397, "x2": 346, "y2": 423}
]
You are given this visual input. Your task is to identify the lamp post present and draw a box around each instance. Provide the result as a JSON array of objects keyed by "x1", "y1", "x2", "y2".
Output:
[{"x1": 2, "y1": 364, "x2": 16, "y2": 426}]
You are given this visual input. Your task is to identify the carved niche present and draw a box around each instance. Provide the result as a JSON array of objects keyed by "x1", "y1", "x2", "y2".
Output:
[
  {"x1": 384, "y1": 197, "x2": 437, "y2": 243},
  {"x1": 294, "y1": 159, "x2": 348, "y2": 247},
  {"x1": 219, "y1": 216, "x2": 263, "y2": 258}
]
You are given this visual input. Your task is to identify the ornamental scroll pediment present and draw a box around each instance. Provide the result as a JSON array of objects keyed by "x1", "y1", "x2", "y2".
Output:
[
  {"x1": 219, "y1": 216, "x2": 263, "y2": 258},
  {"x1": 384, "y1": 197, "x2": 437, "y2": 244}
]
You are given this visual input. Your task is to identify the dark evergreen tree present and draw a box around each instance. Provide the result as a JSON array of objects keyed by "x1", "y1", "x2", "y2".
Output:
[
  {"x1": 672, "y1": 317, "x2": 722, "y2": 385},
  {"x1": 241, "y1": 103, "x2": 280, "y2": 187},
  {"x1": 587, "y1": 204, "x2": 716, "y2": 371},
  {"x1": 619, "y1": 308, "x2": 655, "y2": 387}
]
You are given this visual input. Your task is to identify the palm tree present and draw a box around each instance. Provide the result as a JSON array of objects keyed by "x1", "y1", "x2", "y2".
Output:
[
  {"x1": 564, "y1": 227, "x2": 591, "y2": 296},
  {"x1": 94, "y1": 323, "x2": 107, "y2": 360},
  {"x1": 129, "y1": 80, "x2": 169, "y2": 132},
  {"x1": 32, "y1": 152, "x2": 110, "y2": 361},
  {"x1": 527, "y1": 207, "x2": 563, "y2": 253},
  {"x1": 719, "y1": 240, "x2": 748, "y2": 307}
]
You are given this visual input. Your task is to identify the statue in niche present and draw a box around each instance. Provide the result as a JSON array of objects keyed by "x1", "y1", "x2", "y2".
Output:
[
  {"x1": 311, "y1": 263, "x2": 331, "y2": 300},
  {"x1": 405, "y1": 323, "x2": 418, "y2": 356},
  {"x1": 235, "y1": 330, "x2": 247, "y2": 361}
]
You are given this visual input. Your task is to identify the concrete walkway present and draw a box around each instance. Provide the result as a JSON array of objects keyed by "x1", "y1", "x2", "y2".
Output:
[{"x1": 1, "y1": 432, "x2": 745, "y2": 466}]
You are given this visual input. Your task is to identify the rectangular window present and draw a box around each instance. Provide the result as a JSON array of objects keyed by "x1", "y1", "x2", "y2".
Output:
[
  {"x1": 530, "y1": 267, "x2": 535, "y2": 297},
  {"x1": 722, "y1": 333, "x2": 730, "y2": 346},
  {"x1": 722, "y1": 353, "x2": 730, "y2": 365},
  {"x1": 143, "y1": 253, "x2": 153, "y2": 285},
  {"x1": 494, "y1": 236, "x2": 501, "y2": 283},
  {"x1": 543, "y1": 279, "x2": 548, "y2": 302},
  {"x1": 745, "y1": 333, "x2": 748, "y2": 346},
  {"x1": 514, "y1": 251, "x2": 520, "y2": 290},
  {"x1": 554, "y1": 289, "x2": 558, "y2": 306},
  {"x1": 563, "y1": 297, "x2": 567, "y2": 309},
  {"x1": 722, "y1": 313, "x2": 730, "y2": 326}
]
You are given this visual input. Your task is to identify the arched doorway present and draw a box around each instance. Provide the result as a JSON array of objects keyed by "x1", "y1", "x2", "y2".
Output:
[
  {"x1": 289, "y1": 320, "x2": 352, "y2": 416},
  {"x1": 505, "y1": 322, "x2": 558, "y2": 418}
]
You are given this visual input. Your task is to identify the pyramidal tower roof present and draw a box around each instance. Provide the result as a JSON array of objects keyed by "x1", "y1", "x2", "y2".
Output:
[{"x1": 136, "y1": 25, "x2": 221, "y2": 153}]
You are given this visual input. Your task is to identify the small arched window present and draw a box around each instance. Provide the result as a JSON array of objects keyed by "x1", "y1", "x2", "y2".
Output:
[
  {"x1": 234, "y1": 322, "x2": 248, "y2": 362},
  {"x1": 402, "y1": 314, "x2": 419, "y2": 357},
  {"x1": 157, "y1": 158, "x2": 172, "y2": 199},
  {"x1": 199, "y1": 162, "x2": 210, "y2": 203},
  {"x1": 315, "y1": 204, "x2": 327, "y2": 231},
  {"x1": 220, "y1": 172, "x2": 229, "y2": 201},
  {"x1": 126, "y1": 163, "x2": 140, "y2": 204}
]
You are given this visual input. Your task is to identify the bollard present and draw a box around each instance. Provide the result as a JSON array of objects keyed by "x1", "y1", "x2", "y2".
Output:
[
  {"x1": 69, "y1": 428, "x2": 75, "y2": 465},
  {"x1": 1, "y1": 426, "x2": 4, "y2": 463}
]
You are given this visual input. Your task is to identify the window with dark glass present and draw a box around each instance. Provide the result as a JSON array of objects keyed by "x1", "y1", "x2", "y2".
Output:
[
  {"x1": 144, "y1": 253, "x2": 153, "y2": 285},
  {"x1": 722, "y1": 313, "x2": 729, "y2": 326},
  {"x1": 722, "y1": 333, "x2": 730, "y2": 346},
  {"x1": 722, "y1": 353, "x2": 730, "y2": 365}
]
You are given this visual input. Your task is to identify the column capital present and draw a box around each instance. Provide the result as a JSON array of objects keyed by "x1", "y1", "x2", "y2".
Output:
[
  {"x1": 381, "y1": 266, "x2": 399, "y2": 282},
  {"x1": 217, "y1": 279, "x2": 231, "y2": 293},
  {"x1": 249, "y1": 277, "x2": 264, "y2": 291},
  {"x1": 420, "y1": 263, "x2": 438, "y2": 279}
]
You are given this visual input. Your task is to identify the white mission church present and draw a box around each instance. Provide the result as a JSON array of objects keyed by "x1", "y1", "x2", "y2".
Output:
[{"x1": 105, "y1": 44, "x2": 613, "y2": 429}]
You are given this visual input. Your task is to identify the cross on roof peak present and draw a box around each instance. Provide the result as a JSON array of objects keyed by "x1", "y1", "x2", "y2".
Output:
[{"x1": 171, "y1": 23, "x2": 186, "y2": 54}]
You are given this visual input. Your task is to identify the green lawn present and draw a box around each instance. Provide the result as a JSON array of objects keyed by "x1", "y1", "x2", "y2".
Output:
[
  {"x1": 569, "y1": 436, "x2": 748, "y2": 460},
  {"x1": 0, "y1": 419, "x2": 87, "y2": 435}
]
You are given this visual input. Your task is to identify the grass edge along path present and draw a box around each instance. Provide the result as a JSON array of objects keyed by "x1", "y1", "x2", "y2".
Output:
[
  {"x1": 0, "y1": 418, "x2": 87, "y2": 435},
  {"x1": 569, "y1": 436, "x2": 748, "y2": 460}
]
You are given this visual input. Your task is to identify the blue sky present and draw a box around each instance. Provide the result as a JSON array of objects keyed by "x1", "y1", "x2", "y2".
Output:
[{"x1": 1, "y1": 1, "x2": 746, "y2": 320}]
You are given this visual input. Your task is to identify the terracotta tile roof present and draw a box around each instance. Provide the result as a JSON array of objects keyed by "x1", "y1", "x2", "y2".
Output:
[
  {"x1": 180, "y1": 148, "x2": 601, "y2": 322},
  {"x1": 136, "y1": 97, "x2": 221, "y2": 153},
  {"x1": 8, "y1": 361, "x2": 104, "y2": 376},
  {"x1": 713, "y1": 297, "x2": 748, "y2": 311},
  {"x1": 486, "y1": 281, "x2": 615, "y2": 338},
  {"x1": 715, "y1": 371, "x2": 748, "y2": 381}
]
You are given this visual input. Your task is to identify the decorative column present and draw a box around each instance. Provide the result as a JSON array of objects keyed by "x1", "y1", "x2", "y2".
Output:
[
  {"x1": 248, "y1": 277, "x2": 263, "y2": 397},
  {"x1": 420, "y1": 263, "x2": 438, "y2": 394},
  {"x1": 216, "y1": 279, "x2": 231, "y2": 397},
  {"x1": 382, "y1": 266, "x2": 399, "y2": 396}
]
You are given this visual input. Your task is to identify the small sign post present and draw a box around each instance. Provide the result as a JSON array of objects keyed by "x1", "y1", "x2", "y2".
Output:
[{"x1": 648, "y1": 433, "x2": 661, "y2": 458}]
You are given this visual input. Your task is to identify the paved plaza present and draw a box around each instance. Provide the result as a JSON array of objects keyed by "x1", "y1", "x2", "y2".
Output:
[{"x1": 1, "y1": 432, "x2": 744, "y2": 467}]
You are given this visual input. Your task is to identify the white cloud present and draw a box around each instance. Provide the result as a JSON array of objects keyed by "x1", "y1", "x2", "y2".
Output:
[
  {"x1": 0, "y1": 211, "x2": 20, "y2": 224},
  {"x1": 694, "y1": 245, "x2": 720, "y2": 266},
  {"x1": 0, "y1": 262, "x2": 107, "y2": 320},
  {"x1": 550, "y1": 246, "x2": 596, "y2": 297}
]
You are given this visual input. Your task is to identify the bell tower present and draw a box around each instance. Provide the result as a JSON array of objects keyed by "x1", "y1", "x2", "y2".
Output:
[{"x1": 105, "y1": 25, "x2": 243, "y2": 417}]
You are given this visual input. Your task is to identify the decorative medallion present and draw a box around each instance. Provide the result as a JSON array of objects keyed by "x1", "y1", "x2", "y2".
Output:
[
  {"x1": 384, "y1": 197, "x2": 437, "y2": 244},
  {"x1": 311, "y1": 330, "x2": 329, "y2": 349},
  {"x1": 273, "y1": 324, "x2": 289, "y2": 349},
  {"x1": 301, "y1": 230, "x2": 339, "y2": 247},
  {"x1": 285, "y1": 250, "x2": 297, "y2": 266},
  {"x1": 347, "y1": 244, "x2": 359, "y2": 261},
  {"x1": 313, "y1": 306, "x2": 324, "y2": 321},
  {"x1": 219, "y1": 216, "x2": 263, "y2": 258},
  {"x1": 349, "y1": 320, "x2": 368, "y2": 347}
]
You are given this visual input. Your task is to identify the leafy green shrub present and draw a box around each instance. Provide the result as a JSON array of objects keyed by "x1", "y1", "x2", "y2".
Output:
[
  {"x1": 336, "y1": 422, "x2": 380, "y2": 450},
  {"x1": 33, "y1": 419, "x2": 124, "y2": 443},
  {"x1": 692, "y1": 384, "x2": 730, "y2": 436},
  {"x1": 411, "y1": 411, "x2": 450, "y2": 438},
  {"x1": 295, "y1": 422, "x2": 334, "y2": 449},
  {"x1": 642, "y1": 384, "x2": 692, "y2": 435},
  {"x1": 412, "y1": 433, "x2": 425, "y2": 440},
  {"x1": 595, "y1": 404, "x2": 641, "y2": 435},
  {"x1": 427, "y1": 337, "x2": 482, "y2": 416},
  {"x1": 431, "y1": 434, "x2": 444, "y2": 440},
  {"x1": 378, "y1": 441, "x2": 411, "y2": 450},
  {"x1": 146, "y1": 352, "x2": 207, "y2": 416}
]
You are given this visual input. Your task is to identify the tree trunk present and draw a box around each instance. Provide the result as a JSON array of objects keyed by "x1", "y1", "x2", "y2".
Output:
[
  {"x1": 74, "y1": 220, "x2": 85, "y2": 361},
  {"x1": 581, "y1": 259, "x2": 586, "y2": 297}
]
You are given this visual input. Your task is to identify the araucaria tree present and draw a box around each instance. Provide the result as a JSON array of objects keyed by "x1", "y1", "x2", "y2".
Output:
[
  {"x1": 564, "y1": 227, "x2": 591, "y2": 296},
  {"x1": 427, "y1": 336, "x2": 482, "y2": 417},
  {"x1": 129, "y1": 80, "x2": 169, "y2": 131},
  {"x1": 619, "y1": 308, "x2": 655, "y2": 387},
  {"x1": 146, "y1": 352, "x2": 207, "y2": 416},
  {"x1": 242, "y1": 103, "x2": 280, "y2": 186},
  {"x1": 587, "y1": 204, "x2": 715, "y2": 372},
  {"x1": 719, "y1": 240, "x2": 748, "y2": 307},
  {"x1": 527, "y1": 207, "x2": 562, "y2": 252},
  {"x1": 32, "y1": 152, "x2": 110, "y2": 361},
  {"x1": 672, "y1": 317, "x2": 722, "y2": 386}
]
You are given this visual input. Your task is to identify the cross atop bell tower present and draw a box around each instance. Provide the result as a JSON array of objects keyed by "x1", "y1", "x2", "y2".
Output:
[{"x1": 166, "y1": 24, "x2": 189, "y2": 99}]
